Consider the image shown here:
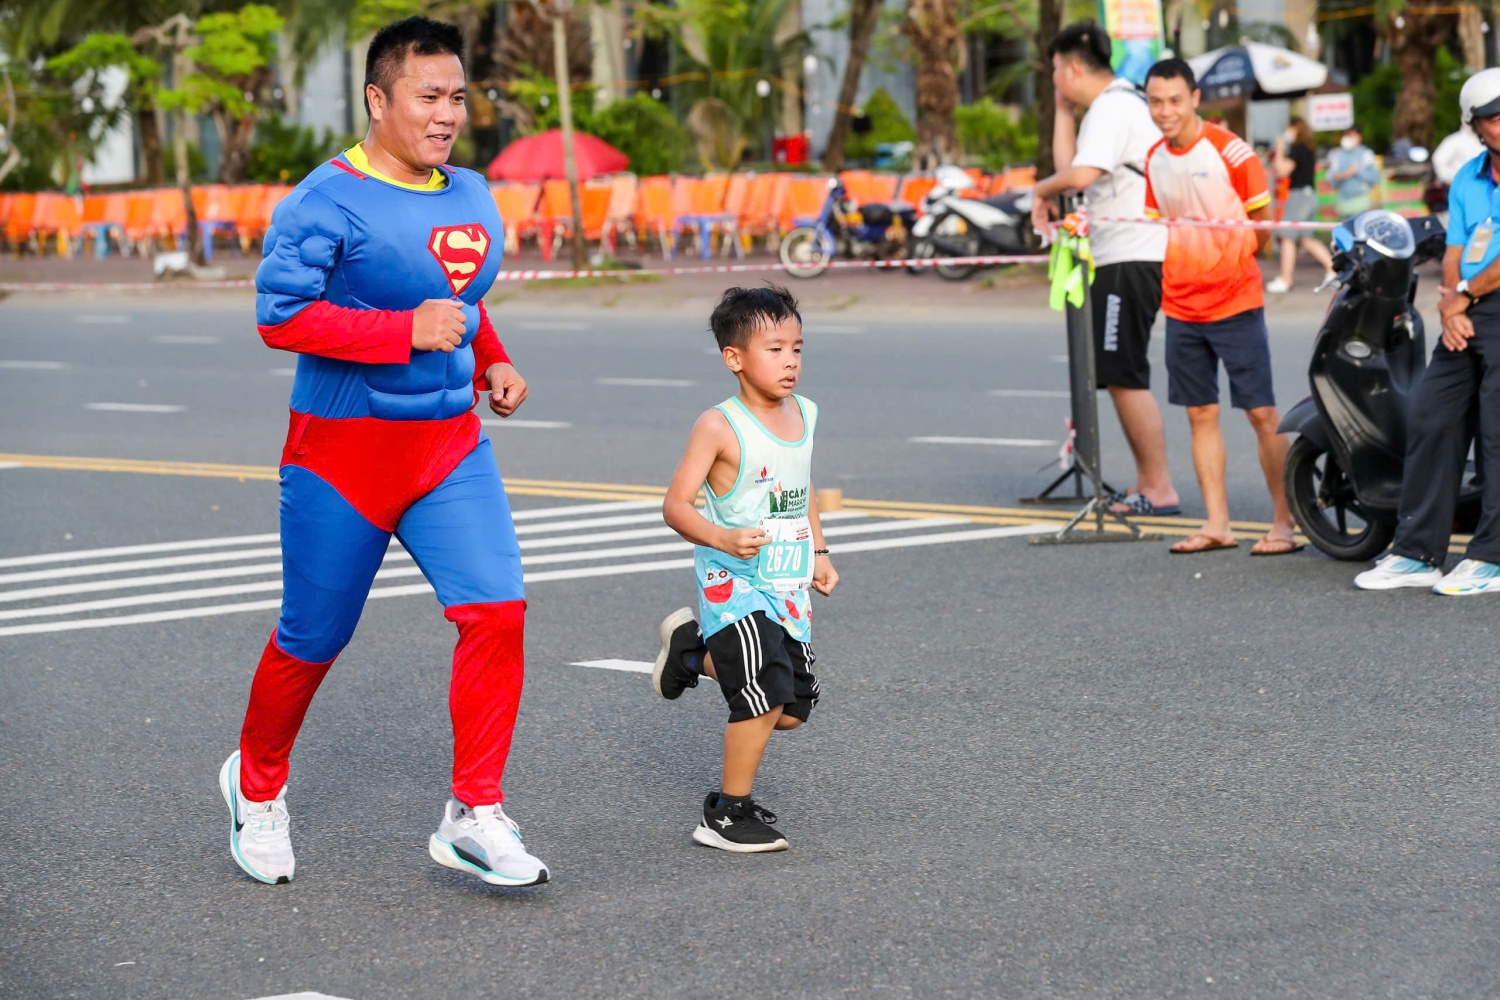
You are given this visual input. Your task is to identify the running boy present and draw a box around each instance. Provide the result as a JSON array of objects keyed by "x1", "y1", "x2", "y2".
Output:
[{"x1": 652, "y1": 285, "x2": 838, "y2": 853}]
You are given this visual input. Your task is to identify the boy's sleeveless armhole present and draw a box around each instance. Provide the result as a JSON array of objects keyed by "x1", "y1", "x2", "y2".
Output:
[{"x1": 706, "y1": 403, "x2": 748, "y2": 503}]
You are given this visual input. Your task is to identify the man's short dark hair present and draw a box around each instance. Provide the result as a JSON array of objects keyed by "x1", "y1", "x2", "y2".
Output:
[
  {"x1": 364, "y1": 16, "x2": 466, "y2": 115},
  {"x1": 1048, "y1": 21, "x2": 1113, "y2": 75},
  {"x1": 1145, "y1": 58, "x2": 1197, "y2": 92},
  {"x1": 710, "y1": 284, "x2": 802, "y2": 351}
]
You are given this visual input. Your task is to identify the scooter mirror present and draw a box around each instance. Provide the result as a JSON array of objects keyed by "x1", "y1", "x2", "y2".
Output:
[{"x1": 1332, "y1": 225, "x2": 1354, "y2": 252}]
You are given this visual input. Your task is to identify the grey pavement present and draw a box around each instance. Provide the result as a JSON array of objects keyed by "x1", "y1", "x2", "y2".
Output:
[{"x1": 1, "y1": 274, "x2": 1496, "y2": 1000}]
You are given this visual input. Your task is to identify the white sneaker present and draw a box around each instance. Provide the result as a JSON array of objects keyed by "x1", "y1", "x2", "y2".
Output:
[
  {"x1": 218, "y1": 751, "x2": 295, "y2": 884},
  {"x1": 429, "y1": 799, "x2": 550, "y2": 886},
  {"x1": 1354, "y1": 553, "x2": 1444, "y2": 590},
  {"x1": 1265, "y1": 276, "x2": 1291, "y2": 294},
  {"x1": 1433, "y1": 558, "x2": 1500, "y2": 595}
]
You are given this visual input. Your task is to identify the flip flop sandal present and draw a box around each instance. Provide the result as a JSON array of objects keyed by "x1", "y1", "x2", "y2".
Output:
[
  {"x1": 1250, "y1": 538, "x2": 1307, "y2": 556},
  {"x1": 1109, "y1": 492, "x2": 1183, "y2": 517},
  {"x1": 1169, "y1": 533, "x2": 1239, "y2": 554}
]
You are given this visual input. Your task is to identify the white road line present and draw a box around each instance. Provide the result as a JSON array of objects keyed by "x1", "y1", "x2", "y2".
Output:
[
  {"x1": 0, "y1": 515, "x2": 920, "y2": 608},
  {"x1": 827, "y1": 524, "x2": 1052, "y2": 552},
  {"x1": 569, "y1": 659, "x2": 654, "y2": 673},
  {"x1": 0, "y1": 360, "x2": 69, "y2": 370},
  {"x1": 513, "y1": 511, "x2": 665, "y2": 534},
  {"x1": 0, "y1": 579, "x2": 289, "y2": 620},
  {"x1": 0, "y1": 532, "x2": 281, "y2": 570},
  {"x1": 73, "y1": 314, "x2": 130, "y2": 324},
  {"x1": 518, "y1": 320, "x2": 589, "y2": 331},
  {"x1": 152, "y1": 335, "x2": 220, "y2": 344},
  {"x1": 594, "y1": 377, "x2": 696, "y2": 388},
  {"x1": 247, "y1": 993, "x2": 353, "y2": 1000},
  {"x1": 0, "y1": 546, "x2": 283, "y2": 585},
  {"x1": 480, "y1": 418, "x2": 573, "y2": 429},
  {"x1": 85, "y1": 403, "x2": 186, "y2": 414},
  {"x1": 511, "y1": 499, "x2": 661, "y2": 520},
  {"x1": 0, "y1": 561, "x2": 288, "y2": 604},
  {"x1": 269, "y1": 367, "x2": 297, "y2": 376},
  {"x1": 0, "y1": 524, "x2": 1049, "y2": 637},
  {"x1": 909, "y1": 436, "x2": 1054, "y2": 447},
  {"x1": 0, "y1": 502, "x2": 651, "y2": 569},
  {"x1": 1050, "y1": 355, "x2": 1070, "y2": 363},
  {"x1": 988, "y1": 389, "x2": 1069, "y2": 398}
]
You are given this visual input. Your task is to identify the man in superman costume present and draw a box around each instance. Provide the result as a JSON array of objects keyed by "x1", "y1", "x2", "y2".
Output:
[{"x1": 217, "y1": 16, "x2": 548, "y2": 888}]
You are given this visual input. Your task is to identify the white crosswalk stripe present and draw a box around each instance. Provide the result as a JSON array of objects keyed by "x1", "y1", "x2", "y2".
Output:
[{"x1": 0, "y1": 501, "x2": 1049, "y2": 637}]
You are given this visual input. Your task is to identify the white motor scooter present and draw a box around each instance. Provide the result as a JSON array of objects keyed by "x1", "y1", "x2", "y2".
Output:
[{"x1": 908, "y1": 165, "x2": 1035, "y2": 280}]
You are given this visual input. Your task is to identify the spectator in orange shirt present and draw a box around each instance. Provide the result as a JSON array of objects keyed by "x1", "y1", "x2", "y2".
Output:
[{"x1": 1142, "y1": 59, "x2": 1301, "y2": 556}]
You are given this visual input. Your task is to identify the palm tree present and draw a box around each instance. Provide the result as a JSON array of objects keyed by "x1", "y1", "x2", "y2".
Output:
[
  {"x1": 905, "y1": 0, "x2": 961, "y2": 168},
  {"x1": 1382, "y1": 0, "x2": 1457, "y2": 148},
  {"x1": 822, "y1": 0, "x2": 882, "y2": 172}
]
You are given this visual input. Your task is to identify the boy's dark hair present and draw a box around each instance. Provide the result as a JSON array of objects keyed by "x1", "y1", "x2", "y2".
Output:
[
  {"x1": 1144, "y1": 58, "x2": 1197, "y2": 92},
  {"x1": 710, "y1": 284, "x2": 802, "y2": 351},
  {"x1": 1047, "y1": 21, "x2": 1112, "y2": 75},
  {"x1": 365, "y1": 17, "x2": 466, "y2": 115}
]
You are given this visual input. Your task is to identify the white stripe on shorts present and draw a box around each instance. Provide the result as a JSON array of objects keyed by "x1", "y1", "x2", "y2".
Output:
[{"x1": 735, "y1": 617, "x2": 769, "y2": 717}]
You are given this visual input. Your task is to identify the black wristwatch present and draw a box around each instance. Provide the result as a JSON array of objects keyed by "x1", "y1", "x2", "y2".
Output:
[{"x1": 1457, "y1": 279, "x2": 1479, "y2": 306}]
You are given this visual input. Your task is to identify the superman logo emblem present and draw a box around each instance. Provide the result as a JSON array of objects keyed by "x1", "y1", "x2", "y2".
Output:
[{"x1": 428, "y1": 224, "x2": 492, "y2": 295}]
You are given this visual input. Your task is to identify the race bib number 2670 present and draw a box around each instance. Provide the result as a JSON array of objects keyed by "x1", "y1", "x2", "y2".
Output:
[{"x1": 754, "y1": 516, "x2": 814, "y2": 592}]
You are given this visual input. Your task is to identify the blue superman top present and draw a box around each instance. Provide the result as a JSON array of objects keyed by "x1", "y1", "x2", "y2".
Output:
[{"x1": 254, "y1": 151, "x2": 507, "y2": 422}]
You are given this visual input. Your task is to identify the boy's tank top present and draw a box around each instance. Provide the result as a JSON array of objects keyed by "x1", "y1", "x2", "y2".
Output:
[{"x1": 694, "y1": 394, "x2": 818, "y2": 642}]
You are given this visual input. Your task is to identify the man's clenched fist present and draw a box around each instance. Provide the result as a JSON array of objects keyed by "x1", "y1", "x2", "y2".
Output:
[
  {"x1": 486, "y1": 363, "x2": 528, "y2": 417},
  {"x1": 412, "y1": 298, "x2": 466, "y2": 353}
]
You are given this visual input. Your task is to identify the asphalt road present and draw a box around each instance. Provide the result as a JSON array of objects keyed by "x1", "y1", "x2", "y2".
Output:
[{"x1": 1, "y1": 282, "x2": 1496, "y2": 1000}]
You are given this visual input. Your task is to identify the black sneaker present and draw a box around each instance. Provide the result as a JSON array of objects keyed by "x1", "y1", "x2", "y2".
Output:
[
  {"x1": 692, "y1": 792, "x2": 789, "y2": 853},
  {"x1": 652, "y1": 608, "x2": 704, "y2": 700}
]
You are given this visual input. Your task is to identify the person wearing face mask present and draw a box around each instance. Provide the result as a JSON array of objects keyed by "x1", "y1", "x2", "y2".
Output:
[
  {"x1": 1266, "y1": 117, "x2": 1337, "y2": 294},
  {"x1": 1326, "y1": 125, "x2": 1383, "y2": 217}
]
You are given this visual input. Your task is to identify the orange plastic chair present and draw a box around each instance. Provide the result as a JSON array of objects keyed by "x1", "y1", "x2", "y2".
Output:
[
  {"x1": 602, "y1": 174, "x2": 639, "y2": 252},
  {"x1": 634, "y1": 175, "x2": 678, "y2": 259},
  {"x1": 491, "y1": 183, "x2": 541, "y2": 255},
  {"x1": 1003, "y1": 165, "x2": 1037, "y2": 190},
  {"x1": 32, "y1": 194, "x2": 83, "y2": 255},
  {"x1": 673, "y1": 173, "x2": 740, "y2": 260},
  {"x1": 79, "y1": 193, "x2": 128, "y2": 257},
  {"x1": 986, "y1": 172, "x2": 1010, "y2": 196},
  {"x1": 579, "y1": 183, "x2": 613, "y2": 250},
  {"x1": 896, "y1": 175, "x2": 938, "y2": 215},
  {"x1": 5, "y1": 193, "x2": 36, "y2": 249},
  {"x1": 781, "y1": 176, "x2": 830, "y2": 232},
  {"x1": 150, "y1": 188, "x2": 189, "y2": 247},
  {"x1": 838, "y1": 170, "x2": 875, "y2": 206}
]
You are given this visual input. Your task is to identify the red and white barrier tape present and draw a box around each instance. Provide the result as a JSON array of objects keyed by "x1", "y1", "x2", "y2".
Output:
[
  {"x1": 0, "y1": 254, "x2": 1050, "y2": 292},
  {"x1": 1087, "y1": 215, "x2": 1339, "y2": 232}
]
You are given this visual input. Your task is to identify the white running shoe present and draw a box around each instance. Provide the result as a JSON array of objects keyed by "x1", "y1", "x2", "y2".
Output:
[
  {"x1": 429, "y1": 800, "x2": 550, "y2": 887},
  {"x1": 1433, "y1": 558, "x2": 1500, "y2": 596},
  {"x1": 1265, "y1": 276, "x2": 1291, "y2": 294},
  {"x1": 1354, "y1": 554, "x2": 1444, "y2": 591},
  {"x1": 218, "y1": 751, "x2": 295, "y2": 884}
]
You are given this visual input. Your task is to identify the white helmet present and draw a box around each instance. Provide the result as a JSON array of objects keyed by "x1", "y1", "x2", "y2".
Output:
[{"x1": 1461, "y1": 68, "x2": 1500, "y2": 124}]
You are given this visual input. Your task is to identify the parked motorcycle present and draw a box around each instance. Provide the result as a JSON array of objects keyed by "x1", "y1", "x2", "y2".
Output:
[
  {"x1": 779, "y1": 178, "x2": 916, "y2": 279},
  {"x1": 1279, "y1": 209, "x2": 1481, "y2": 560},
  {"x1": 907, "y1": 165, "x2": 1036, "y2": 281}
]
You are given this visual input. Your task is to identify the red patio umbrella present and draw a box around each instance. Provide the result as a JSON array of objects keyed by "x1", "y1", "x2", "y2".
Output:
[{"x1": 485, "y1": 129, "x2": 629, "y2": 182}]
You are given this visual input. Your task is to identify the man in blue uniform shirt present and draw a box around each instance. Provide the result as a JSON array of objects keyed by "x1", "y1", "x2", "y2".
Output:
[
  {"x1": 1357, "y1": 69, "x2": 1500, "y2": 594},
  {"x1": 218, "y1": 16, "x2": 550, "y2": 888}
]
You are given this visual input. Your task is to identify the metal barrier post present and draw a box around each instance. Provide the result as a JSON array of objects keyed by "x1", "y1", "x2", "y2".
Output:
[{"x1": 1030, "y1": 199, "x2": 1160, "y2": 544}]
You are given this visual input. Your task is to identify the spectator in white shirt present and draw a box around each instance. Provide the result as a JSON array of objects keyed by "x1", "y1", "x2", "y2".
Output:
[{"x1": 1032, "y1": 21, "x2": 1180, "y2": 517}]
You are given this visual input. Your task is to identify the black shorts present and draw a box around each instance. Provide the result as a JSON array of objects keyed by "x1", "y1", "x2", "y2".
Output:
[
  {"x1": 1090, "y1": 261, "x2": 1163, "y2": 390},
  {"x1": 705, "y1": 611, "x2": 819, "y2": 724},
  {"x1": 1165, "y1": 307, "x2": 1276, "y2": 411}
]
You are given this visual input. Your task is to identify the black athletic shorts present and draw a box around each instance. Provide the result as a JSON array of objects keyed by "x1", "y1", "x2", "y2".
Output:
[
  {"x1": 1090, "y1": 260, "x2": 1163, "y2": 391},
  {"x1": 705, "y1": 611, "x2": 819, "y2": 724}
]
